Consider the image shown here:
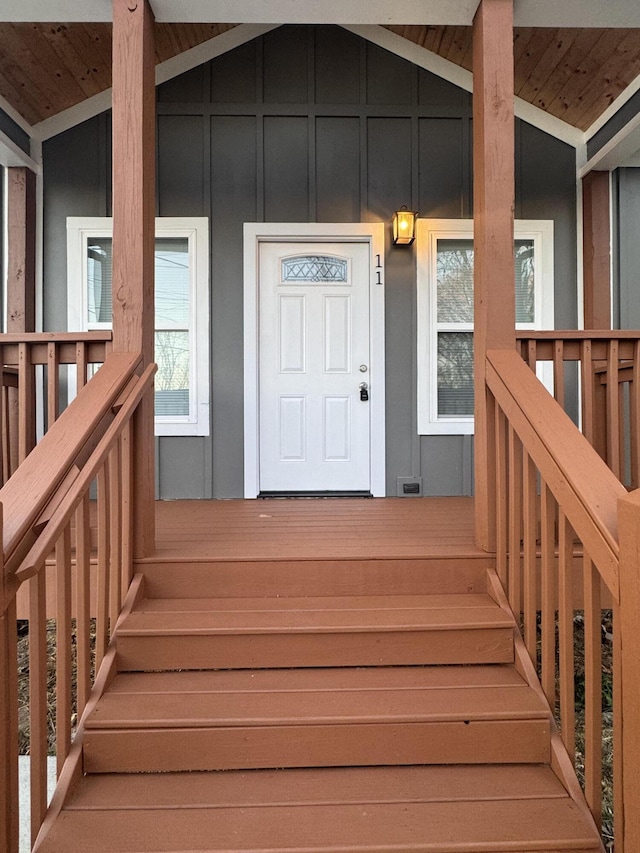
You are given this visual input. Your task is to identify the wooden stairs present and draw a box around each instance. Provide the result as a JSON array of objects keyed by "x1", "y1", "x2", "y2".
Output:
[{"x1": 35, "y1": 553, "x2": 603, "y2": 853}]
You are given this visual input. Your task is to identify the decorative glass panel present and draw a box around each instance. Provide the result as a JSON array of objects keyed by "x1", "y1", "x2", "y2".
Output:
[
  {"x1": 155, "y1": 238, "x2": 190, "y2": 328},
  {"x1": 437, "y1": 332, "x2": 474, "y2": 416},
  {"x1": 155, "y1": 330, "x2": 189, "y2": 417},
  {"x1": 281, "y1": 255, "x2": 348, "y2": 283},
  {"x1": 437, "y1": 240, "x2": 474, "y2": 323}
]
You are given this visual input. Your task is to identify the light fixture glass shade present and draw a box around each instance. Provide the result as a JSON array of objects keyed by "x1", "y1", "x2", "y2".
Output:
[{"x1": 392, "y1": 209, "x2": 417, "y2": 245}]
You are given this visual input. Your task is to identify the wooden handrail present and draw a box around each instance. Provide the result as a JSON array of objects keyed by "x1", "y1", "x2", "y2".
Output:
[
  {"x1": 516, "y1": 331, "x2": 640, "y2": 489},
  {"x1": 15, "y1": 364, "x2": 155, "y2": 585},
  {"x1": 0, "y1": 349, "x2": 153, "y2": 852},
  {"x1": 488, "y1": 345, "x2": 640, "y2": 848},
  {"x1": 487, "y1": 348, "x2": 626, "y2": 601},
  {"x1": 0, "y1": 331, "x2": 114, "y2": 487},
  {"x1": 0, "y1": 331, "x2": 112, "y2": 364},
  {"x1": 0, "y1": 351, "x2": 141, "y2": 570}
]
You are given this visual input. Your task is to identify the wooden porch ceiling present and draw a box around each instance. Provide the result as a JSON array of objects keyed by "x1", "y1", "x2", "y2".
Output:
[{"x1": 1, "y1": 22, "x2": 640, "y2": 131}]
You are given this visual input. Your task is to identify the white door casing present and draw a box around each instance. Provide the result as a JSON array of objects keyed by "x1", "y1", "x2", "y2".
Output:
[{"x1": 244, "y1": 223, "x2": 385, "y2": 498}]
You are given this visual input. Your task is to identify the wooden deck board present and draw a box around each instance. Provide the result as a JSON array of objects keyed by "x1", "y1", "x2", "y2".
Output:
[
  {"x1": 37, "y1": 796, "x2": 599, "y2": 852},
  {"x1": 62, "y1": 765, "x2": 571, "y2": 810},
  {"x1": 149, "y1": 497, "x2": 483, "y2": 561}
]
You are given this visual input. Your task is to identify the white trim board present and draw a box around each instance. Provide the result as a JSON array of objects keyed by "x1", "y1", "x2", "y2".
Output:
[
  {"x1": 0, "y1": 131, "x2": 40, "y2": 170},
  {"x1": 9, "y1": 0, "x2": 640, "y2": 25},
  {"x1": 580, "y1": 110, "x2": 640, "y2": 176},
  {"x1": 346, "y1": 25, "x2": 584, "y2": 149},
  {"x1": 243, "y1": 222, "x2": 386, "y2": 499},
  {"x1": 5, "y1": 0, "x2": 482, "y2": 24},
  {"x1": 31, "y1": 24, "x2": 278, "y2": 142}
]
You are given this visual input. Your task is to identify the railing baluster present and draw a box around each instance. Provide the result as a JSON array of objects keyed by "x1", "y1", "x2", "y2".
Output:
[
  {"x1": 613, "y1": 603, "x2": 624, "y2": 853},
  {"x1": 631, "y1": 340, "x2": 640, "y2": 490},
  {"x1": 581, "y1": 339, "x2": 594, "y2": 444},
  {"x1": 76, "y1": 342, "x2": 88, "y2": 391},
  {"x1": 95, "y1": 464, "x2": 111, "y2": 668},
  {"x1": 0, "y1": 502, "x2": 19, "y2": 853},
  {"x1": 495, "y1": 405, "x2": 509, "y2": 589},
  {"x1": 607, "y1": 340, "x2": 621, "y2": 479},
  {"x1": 557, "y1": 510, "x2": 575, "y2": 756},
  {"x1": 18, "y1": 342, "x2": 35, "y2": 464},
  {"x1": 75, "y1": 494, "x2": 92, "y2": 713},
  {"x1": 522, "y1": 450, "x2": 537, "y2": 662},
  {"x1": 47, "y1": 342, "x2": 60, "y2": 430},
  {"x1": 109, "y1": 444, "x2": 122, "y2": 625},
  {"x1": 553, "y1": 340, "x2": 565, "y2": 408},
  {"x1": 120, "y1": 424, "x2": 134, "y2": 591},
  {"x1": 507, "y1": 424, "x2": 522, "y2": 616},
  {"x1": 29, "y1": 567, "x2": 48, "y2": 845},
  {"x1": 583, "y1": 554, "x2": 602, "y2": 831},
  {"x1": 55, "y1": 525, "x2": 73, "y2": 774},
  {"x1": 540, "y1": 484, "x2": 556, "y2": 707}
]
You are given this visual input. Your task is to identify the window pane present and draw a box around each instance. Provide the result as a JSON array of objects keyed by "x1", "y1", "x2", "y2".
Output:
[
  {"x1": 437, "y1": 238, "x2": 536, "y2": 325},
  {"x1": 155, "y1": 330, "x2": 189, "y2": 417},
  {"x1": 515, "y1": 239, "x2": 535, "y2": 323},
  {"x1": 86, "y1": 237, "x2": 190, "y2": 328},
  {"x1": 437, "y1": 332, "x2": 474, "y2": 416},
  {"x1": 87, "y1": 237, "x2": 113, "y2": 323},
  {"x1": 437, "y1": 240, "x2": 474, "y2": 323},
  {"x1": 155, "y1": 238, "x2": 190, "y2": 328}
]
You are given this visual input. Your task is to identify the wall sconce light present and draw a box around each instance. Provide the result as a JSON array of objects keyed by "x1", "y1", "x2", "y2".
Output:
[{"x1": 392, "y1": 207, "x2": 418, "y2": 245}]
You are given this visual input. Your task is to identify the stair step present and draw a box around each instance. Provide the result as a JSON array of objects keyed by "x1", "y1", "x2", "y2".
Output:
[
  {"x1": 83, "y1": 666, "x2": 550, "y2": 772},
  {"x1": 116, "y1": 593, "x2": 515, "y2": 669},
  {"x1": 36, "y1": 766, "x2": 600, "y2": 852},
  {"x1": 139, "y1": 557, "x2": 492, "y2": 598}
]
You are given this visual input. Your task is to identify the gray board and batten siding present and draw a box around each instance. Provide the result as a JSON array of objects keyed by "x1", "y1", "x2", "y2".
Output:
[
  {"x1": 612, "y1": 166, "x2": 640, "y2": 330},
  {"x1": 42, "y1": 24, "x2": 577, "y2": 500}
]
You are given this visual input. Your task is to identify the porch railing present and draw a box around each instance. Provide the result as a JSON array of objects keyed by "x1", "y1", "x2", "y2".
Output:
[
  {"x1": 0, "y1": 350, "x2": 155, "y2": 853},
  {"x1": 516, "y1": 331, "x2": 640, "y2": 488},
  {"x1": 487, "y1": 347, "x2": 639, "y2": 852},
  {"x1": 0, "y1": 332, "x2": 112, "y2": 486}
]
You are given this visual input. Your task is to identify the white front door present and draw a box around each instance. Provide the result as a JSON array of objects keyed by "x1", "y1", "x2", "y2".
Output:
[{"x1": 258, "y1": 241, "x2": 371, "y2": 493}]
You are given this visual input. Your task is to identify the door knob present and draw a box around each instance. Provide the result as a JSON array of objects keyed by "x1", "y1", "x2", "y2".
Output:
[{"x1": 359, "y1": 381, "x2": 369, "y2": 401}]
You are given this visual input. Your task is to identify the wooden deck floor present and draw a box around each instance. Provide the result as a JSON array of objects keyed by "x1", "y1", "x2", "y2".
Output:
[{"x1": 151, "y1": 496, "x2": 484, "y2": 561}]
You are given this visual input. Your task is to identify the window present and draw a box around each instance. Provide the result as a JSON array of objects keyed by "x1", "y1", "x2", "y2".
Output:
[
  {"x1": 417, "y1": 219, "x2": 554, "y2": 435},
  {"x1": 67, "y1": 217, "x2": 209, "y2": 436}
]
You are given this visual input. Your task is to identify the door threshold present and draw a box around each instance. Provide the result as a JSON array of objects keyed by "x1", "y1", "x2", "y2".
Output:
[{"x1": 258, "y1": 491, "x2": 373, "y2": 499}]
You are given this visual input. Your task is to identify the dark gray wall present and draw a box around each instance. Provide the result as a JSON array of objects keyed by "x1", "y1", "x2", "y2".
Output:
[
  {"x1": 0, "y1": 107, "x2": 30, "y2": 155},
  {"x1": 613, "y1": 167, "x2": 640, "y2": 329},
  {"x1": 588, "y1": 91, "x2": 640, "y2": 161},
  {"x1": 42, "y1": 24, "x2": 578, "y2": 499}
]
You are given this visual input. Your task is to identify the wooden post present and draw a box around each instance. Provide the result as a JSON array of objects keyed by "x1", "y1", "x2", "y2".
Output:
[
  {"x1": 6, "y1": 168, "x2": 36, "y2": 334},
  {"x1": 472, "y1": 0, "x2": 516, "y2": 552},
  {"x1": 617, "y1": 488, "x2": 640, "y2": 852},
  {"x1": 6, "y1": 168, "x2": 37, "y2": 474},
  {"x1": 582, "y1": 171, "x2": 611, "y2": 330},
  {"x1": 0, "y1": 503, "x2": 19, "y2": 853},
  {"x1": 111, "y1": 0, "x2": 156, "y2": 558}
]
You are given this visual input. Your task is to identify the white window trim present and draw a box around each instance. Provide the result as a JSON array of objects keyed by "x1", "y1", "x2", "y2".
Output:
[
  {"x1": 417, "y1": 218, "x2": 554, "y2": 435},
  {"x1": 67, "y1": 216, "x2": 210, "y2": 437}
]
